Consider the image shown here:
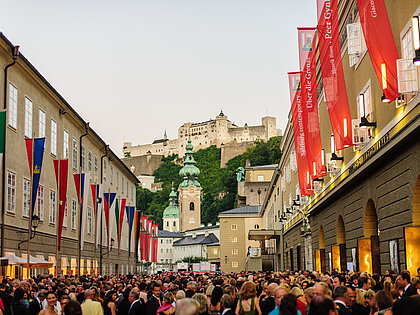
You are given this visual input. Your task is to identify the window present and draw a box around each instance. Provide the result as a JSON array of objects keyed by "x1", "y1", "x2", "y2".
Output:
[
  {"x1": 24, "y1": 98, "x2": 33, "y2": 138},
  {"x1": 127, "y1": 182, "x2": 129, "y2": 197},
  {"x1": 122, "y1": 177, "x2": 124, "y2": 194},
  {"x1": 254, "y1": 224, "x2": 260, "y2": 229},
  {"x1": 39, "y1": 109, "x2": 46, "y2": 138},
  {"x1": 71, "y1": 199, "x2": 77, "y2": 230},
  {"x1": 401, "y1": 27, "x2": 414, "y2": 59},
  {"x1": 232, "y1": 262, "x2": 238, "y2": 268},
  {"x1": 49, "y1": 190, "x2": 56, "y2": 224},
  {"x1": 357, "y1": 83, "x2": 372, "y2": 120},
  {"x1": 161, "y1": 249, "x2": 163, "y2": 253},
  {"x1": 8, "y1": 84, "x2": 17, "y2": 129},
  {"x1": 87, "y1": 207, "x2": 92, "y2": 234},
  {"x1": 36, "y1": 185, "x2": 44, "y2": 221},
  {"x1": 23, "y1": 178, "x2": 31, "y2": 218},
  {"x1": 231, "y1": 224, "x2": 237, "y2": 230},
  {"x1": 189, "y1": 202, "x2": 194, "y2": 211},
  {"x1": 290, "y1": 150, "x2": 297, "y2": 172},
  {"x1": 110, "y1": 166, "x2": 113, "y2": 184},
  {"x1": 116, "y1": 172, "x2": 119, "y2": 189},
  {"x1": 166, "y1": 222, "x2": 169, "y2": 227},
  {"x1": 94, "y1": 156, "x2": 98, "y2": 178},
  {"x1": 63, "y1": 131, "x2": 69, "y2": 159},
  {"x1": 63, "y1": 197, "x2": 68, "y2": 228},
  {"x1": 6, "y1": 171, "x2": 16, "y2": 213},
  {"x1": 232, "y1": 249, "x2": 238, "y2": 255},
  {"x1": 213, "y1": 248, "x2": 218, "y2": 255},
  {"x1": 230, "y1": 237, "x2": 237, "y2": 243},
  {"x1": 50, "y1": 120, "x2": 57, "y2": 156},
  {"x1": 173, "y1": 221, "x2": 176, "y2": 226},
  {"x1": 81, "y1": 146, "x2": 85, "y2": 172},
  {"x1": 103, "y1": 160, "x2": 107, "y2": 179},
  {"x1": 72, "y1": 139, "x2": 77, "y2": 169}
]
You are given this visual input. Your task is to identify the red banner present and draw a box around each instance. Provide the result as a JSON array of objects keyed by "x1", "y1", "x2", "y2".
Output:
[
  {"x1": 356, "y1": 0, "x2": 399, "y2": 102},
  {"x1": 317, "y1": 0, "x2": 353, "y2": 150},
  {"x1": 139, "y1": 216, "x2": 148, "y2": 261},
  {"x1": 147, "y1": 219, "x2": 153, "y2": 261},
  {"x1": 288, "y1": 72, "x2": 313, "y2": 196},
  {"x1": 118, "y1": 199, "x2": 126, "y2": 251},
  {"x1": 298, "y1": 28, "x2": 327, "y2": 179},
  {"x1": 53, "y1": 159, "x2": 69, "y2": 251}
]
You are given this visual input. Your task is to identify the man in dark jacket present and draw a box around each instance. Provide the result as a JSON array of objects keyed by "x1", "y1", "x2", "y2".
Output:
[
  {"x1": 12, "y1": 288, "x2": 29, "y2": 315},
  {"x1": 397, "y1": 272, "x2": 418, "y2": 297},
  {"x1": 0, "y1": 283, "x2": 12, "y2": 315},
  {"x1": 29, "y1": 289, "x2": 46, "y2": 315},
  {"x1": 334, "y1": 286, "x2": 352, "y2": 315},
  {"x1": 146, "y1": 283, "x2": 162, "y2": 315},
  {"x1": 128, "y1": 290, "x2": 145, "y2": 315}
]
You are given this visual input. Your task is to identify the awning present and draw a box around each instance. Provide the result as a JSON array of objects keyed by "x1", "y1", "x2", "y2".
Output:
[
  {"x1": 0, "y1": 255, "x2": 26, "y2": 265},
  {"x1": 248, "y1": 229, "x2": 281, "y2": 241},
  {"x1": 16, "y1": 256, "x2": 53, "y2": 268}
]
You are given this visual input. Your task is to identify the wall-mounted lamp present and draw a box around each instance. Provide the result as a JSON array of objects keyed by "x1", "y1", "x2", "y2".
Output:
[
  {"x1": 381, "y1": 93, "x2": 391, "y2": 103},
  {"x1": 330, "y1": 134, "x2": 344, "y2": 161},
  {"x1": 396, "y1": 96, "x2": 405, "y2": 108},
  {"x1": 412, "y1": 16, "x2": 420, "y2": 65},
  {"x1": 313, "y1": 178, "x2": 324, "y2": 183},
  {"x1": 59, "y1": 108, "x2": 67, "y2": 115},
  {"x1": 286, "y1": 207, "x2": 293, "y2": 214},
  {"x1": 358, "y1": 94, "x2": 377, "y2": 128},
  {"x1": 360, "y1": 117, "x2": 377, "y2": 128}
]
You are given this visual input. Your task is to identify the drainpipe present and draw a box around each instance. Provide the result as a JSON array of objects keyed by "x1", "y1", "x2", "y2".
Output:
[
  {"x1": 77, "y1": 122, "x2": 90, "y2": 275},
  {"x1": 99, "y1": 144, "x2": 109, "y2": 275},
  {"x1": 1, "y1": 45, "x2": 19, "y2": 257}
]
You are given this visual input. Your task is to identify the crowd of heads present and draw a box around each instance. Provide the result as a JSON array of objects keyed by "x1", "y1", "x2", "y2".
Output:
[{"x1": 0, "y1": 266, "x2": 418, "y2": 315}]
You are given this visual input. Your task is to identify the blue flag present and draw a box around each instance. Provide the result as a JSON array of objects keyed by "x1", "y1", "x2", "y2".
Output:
[{"x1": 25, "y1": 138, "x2": 45, "y2": 217}]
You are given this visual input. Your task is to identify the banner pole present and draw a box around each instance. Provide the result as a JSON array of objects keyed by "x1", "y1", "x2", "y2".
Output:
[
  {"x1": 55, "y1": 159, "x2": 60, "y2": 277},
  {"x1": 93, "y1": 185, "x2": 97, "y2": 276},
  {"x1": 27, "y1": 136, "x2": 35, "y2": 279}
]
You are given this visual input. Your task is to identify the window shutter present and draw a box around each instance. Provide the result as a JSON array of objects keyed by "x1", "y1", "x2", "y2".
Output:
[
  {"x1": 397, "y1": 58, "x2": 418, "y2": 94},
  {"x1": 347, "y1": 23, "x2": 362, "y2": 55}
]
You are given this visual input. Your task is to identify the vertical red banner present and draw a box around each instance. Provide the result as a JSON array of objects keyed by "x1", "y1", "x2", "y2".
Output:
[
  {"x1": 147, "y1": 220, "x2": 153, "y2": 261},
  {"x1": 288, "y1": 72, "x2": 313, "y2": 196},
  {"x1": 317, "y1": 0, "x2": 354, "y2": 150},
  {"x1": 356, "y1": 0, "x2": 399, "y2": 102},
  {"x1": 298, "y1": 28, "x2": 327, "y2": 179},
  {"x1": 140, "y1": 216, "x2": 148, "y2": 261},
  {"x1": 53, "y1": 159, "x2": 69, "y2": 251}
]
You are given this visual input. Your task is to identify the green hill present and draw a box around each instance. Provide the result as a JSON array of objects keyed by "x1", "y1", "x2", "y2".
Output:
[{"x1": 136, "y1": 136, "x2": 282, "y2": 228}]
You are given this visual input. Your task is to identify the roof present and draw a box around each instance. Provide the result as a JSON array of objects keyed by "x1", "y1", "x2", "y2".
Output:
[
  {"x1": 218, "y1": 205, "x2": 261, "y2": 217},
  {"x1": 245, "y1": 164, "x2": 278, "y2": 170},
  {"x1": 152, "y1": 139, "x2": 166, "y2": 144},
  {"x1": 173, "y1": 233, "x2": 219, "y2": 246},
  {"x1": 158, "y1": 230, "x2": 183, "y2": 238},
  {"x1": 186, "y1": 224, "x2": 220, "y2": 232}
]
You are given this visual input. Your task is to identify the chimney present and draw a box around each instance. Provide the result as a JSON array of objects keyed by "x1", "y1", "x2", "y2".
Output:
[
  {"x1": 192, "y1": 233, "x2": 196, "y2": 239},
  {"x1": 245, "y1": 159, "x2": 251, "y2": 167}
]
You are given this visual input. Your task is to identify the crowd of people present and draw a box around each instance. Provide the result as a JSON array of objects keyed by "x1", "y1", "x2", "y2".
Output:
[{"x1": 0, "y1": 267, "x2": 419, "y2": 315}]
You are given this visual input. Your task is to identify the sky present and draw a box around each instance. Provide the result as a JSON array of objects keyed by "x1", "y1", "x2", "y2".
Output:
[{"x1": 0, "y1": 0, "x2": 317, "y2": 156}]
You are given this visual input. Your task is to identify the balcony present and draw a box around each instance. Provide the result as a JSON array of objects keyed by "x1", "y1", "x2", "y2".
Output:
[{"x1": 246, "y1": 247, "x2": 276, "y2": 272}]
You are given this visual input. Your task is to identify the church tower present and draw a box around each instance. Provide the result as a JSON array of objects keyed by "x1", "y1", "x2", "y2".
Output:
[
  {"x1": 162, "y1": 188, "x2": 179, "y2": 232},
  {"x1": 178, "y1": 139, "x2": 202, "y2": 232}
]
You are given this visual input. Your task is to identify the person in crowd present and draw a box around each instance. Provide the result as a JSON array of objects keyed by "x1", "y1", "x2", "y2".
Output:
[
  {"x1": 63, "y1": 300, "x2": 82, "y2": 315},
  {"x1": 39, "y1": 291, "x2": 57, "y2": 315},
  {"x1": 103, "y1": 290, "x2": 117, "y2": 315},
  {"x1": 128, "y1": 289, "x2": 145, "y2": 315},
  {"x1": 333, "y1": 286, "x2": 351, "y2": 315},
  {"x1": 279, "y1": 293, "x2": 300, "y2": 315},
  {"x1": 192, "y1": 293, "x2": 207, "y2": 315},
  {"x1": 303, "y1": 288, "x2": 313, "y2": 315},
  {"x1": 396, "y1": 272, "x2": 417, "y2": 297},
  {"x1": 81, "y1": 289, "x2": 103, "y2": 315},
  {"x1": 235, "y1": 281, "x2": 261, "y2": 315},
  {"x1": 147, "y1": 283, "x2": 162, "y2": 315},
  {"x1": 259, "y1": 283, "x2": 277, "y2": 315},
  {"x1": 11, "y1": 288, "x2": 29, "y2": 315},
  {"x1": 29, "y1": 289, "x2": 46, "y2": 315},
  {"x1": 175, "y1": 298, "x2": 200, "y2": 315},
  {"x1": 157, "y1": 292, "x2": 175, "y2": 315},
  {"x1": 58, "y1": 295, "x2": 70, "y2": 315},
  {"x1": 220, "y1": 294, "x2": 235, "y2": 315},
  {"x1": 374, "y1": 290, "x2": 393, "y2": 315},
  {"x1": 332, "y1": 275, "x2": 345, "y2": 289},
  {"x1": 308, "y1": 295, "x2": 337, "y2": 315},
  {"x1": 268, "y1": 286, "x2": 289, "y2": 315}
]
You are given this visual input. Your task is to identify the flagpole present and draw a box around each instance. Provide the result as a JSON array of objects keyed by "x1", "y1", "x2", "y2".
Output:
[
  {"x1": 93, "y1": 186, "x2": 97, "y2": 276},
  {"x1": 27, "y1": 135, "x2": 35, "y2": 279},
  {"x1": 55, "y1": 159, "x2": 60, "y2": 277},
  {"x1": 107, "y1": 187, "x2": 110, "y2": 276}
]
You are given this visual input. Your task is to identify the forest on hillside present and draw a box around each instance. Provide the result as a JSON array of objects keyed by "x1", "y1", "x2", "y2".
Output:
[{"x1": 136, "y1": 136, "x2": 282, "y2": 228}]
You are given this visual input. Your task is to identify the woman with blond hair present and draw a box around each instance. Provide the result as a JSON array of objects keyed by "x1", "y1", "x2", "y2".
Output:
[{"x1": 235, "y1": 281, "x2": 262, "y2": 315}]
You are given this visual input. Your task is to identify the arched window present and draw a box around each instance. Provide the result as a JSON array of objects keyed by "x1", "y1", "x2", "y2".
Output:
[
  {"x1": 190, "y1": 202, "x2": 195, "y2": 211},
  {"x1": 166, "y1": 221, "x2": 169, "y2": 227},
  {"x1": 173, "y1": 221, "x2": 176, "y2": 226}
]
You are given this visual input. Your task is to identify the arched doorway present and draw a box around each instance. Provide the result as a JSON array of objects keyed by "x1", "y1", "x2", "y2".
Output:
[
  {"x1": 406, "y1": 174, "x2": 420, "y2": 275},
  {"x1": 332, "y1": 215, "x2": 346, "y2": 271},
  {"x1": 359, "y1": 199, "x2": 380, "y2": 274}
]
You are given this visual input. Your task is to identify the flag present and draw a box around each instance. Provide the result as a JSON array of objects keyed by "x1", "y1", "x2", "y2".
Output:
[
  {"x1": 73, "y1": 173, "x2": 90, "y2": 250},
  {"x1": 147, "y1": 219, "x2": 153, "y2": 262},
  {"x1": 317, "y1": 0, "x2": 353, "y2": 150},
  {"x1": 117, "y1": 199, "x2": 126, "y2": 251},
  {"x1": 103, "y1": 192, "x2": 116, "y2": 246},
  {"x1": 0, "y1": 111, "x2": 5, "y2": 166},
  {"x1": 53, "y1": 159, "x2": 69, "y2": 251},
  {"x1": 356, "y1": 0, "x2": 399, "y2": 102},
  {"x1": 133, "y1": 211, "x2": 140, "y2": 259},
  {"x1": 152, "y1": 224, "x2": 158, "y2": 263},
  {"x1": 91, "y1": 184, "x2": 103, "y2": 249},
  {"x1": 25, "y1": 138, "x2": 45, "y2": 217},
  {"x1": 288, "y1": 72, "x2": 313, "y2": 196},
  {"x1": 125, "y1": 206, "x2": 135, "y2": 256},
  {"x1": 298, "y1": 28, "x2": 326, "y2": 179},
  {"x1": 140, "y1": 216, "x2": 148, "y2": 261}
]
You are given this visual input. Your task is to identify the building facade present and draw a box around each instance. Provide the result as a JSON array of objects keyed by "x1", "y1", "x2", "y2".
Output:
[
  {"x1": 156, "y1": 230, "x2": 182, "y2": 271},
  {"x1": 249, "y1": 0, "x2": 420, "y2": 275},
  {"x1": 123, "y1": 112, "x2": 282, "y2": 159},
  {"x1": 0, "y1": 33, "x2": 139, "y2": 277}
]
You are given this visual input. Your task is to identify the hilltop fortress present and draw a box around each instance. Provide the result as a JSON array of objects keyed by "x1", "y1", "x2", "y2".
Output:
[{"x1": 123, "y1": 111, "x2": 282, "y2": 167}]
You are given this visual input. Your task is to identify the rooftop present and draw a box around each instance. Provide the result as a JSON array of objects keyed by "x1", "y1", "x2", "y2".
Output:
[
  {"x1": 173, "y1": 233, "x2": 219, "y2": 246},
  {"x1": 218, "y1": 205, "x2": 261, "y2": 217},
  {"x1": 158, "y1": 230, "x2": 183, "y2": 238},
  {"x1": 245, "y1": 164, "x2": 278, "y2": 170}
]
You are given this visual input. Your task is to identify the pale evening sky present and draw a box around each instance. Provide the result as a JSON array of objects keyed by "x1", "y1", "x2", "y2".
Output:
[{"x1": 1, "y1": 0, "x2": 317, "y2": 156}]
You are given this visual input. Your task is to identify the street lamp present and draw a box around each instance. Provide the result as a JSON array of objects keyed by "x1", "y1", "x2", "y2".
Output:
[
  {"x1": 412, "y1": 16, "x2": 420, "y2": 65},
  {"x1": 18, "y1": 215, "x2": 40, "y2": 249}
]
